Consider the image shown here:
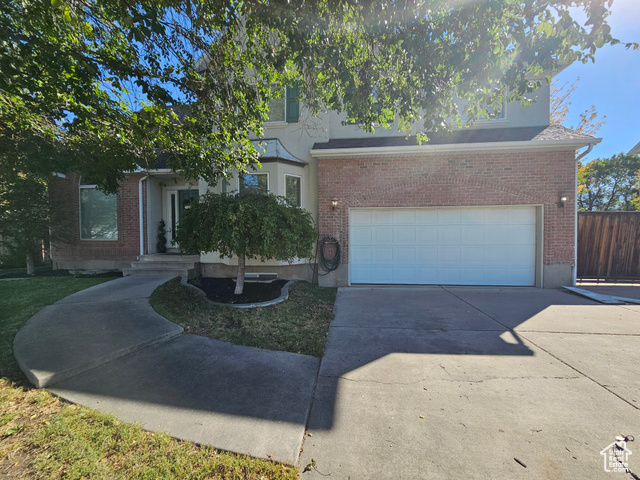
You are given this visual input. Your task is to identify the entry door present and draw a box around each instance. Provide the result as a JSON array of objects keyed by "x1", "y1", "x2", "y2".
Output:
[
  {"x1": 165, "y1": 189, "x2": 199, "y2": 243},
  {"x1": 349, "y1": 206, "x2": 537, "y2": 286}
]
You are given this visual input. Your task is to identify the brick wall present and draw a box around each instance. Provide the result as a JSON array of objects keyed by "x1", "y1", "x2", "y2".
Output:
[
  {"x1": 50, "y1": 173, "x2": 142, "y2": 267},
  {"x1": 317, "y1": 149, "x2": 576, "y2": 268}
]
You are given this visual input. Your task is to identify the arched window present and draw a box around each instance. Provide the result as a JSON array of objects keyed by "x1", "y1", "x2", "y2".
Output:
[{"x1": 79, "y1": 177, "x2": 118, "y2": 240}]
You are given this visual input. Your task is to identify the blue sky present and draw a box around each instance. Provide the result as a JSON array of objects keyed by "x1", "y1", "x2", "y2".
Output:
[{"x1": 554, "y1": 0, "x2": 640, "y2": 161}]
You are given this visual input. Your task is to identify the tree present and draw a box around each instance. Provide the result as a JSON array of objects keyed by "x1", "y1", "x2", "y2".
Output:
[
  {"x1": 175, "y1": 193, "x2": 316, "y2": 294},
  {"x1": 0, "y1": 172, "x2": 49, "y2": 275},
  {"x1": 578, "y1": 154, "x2": 640, "y2": 211},
  {"x1": 2, "y1": 0, "x2": 636, "y2": 192},
  {"x1": 550, "y1": 77, "x2": 606, "y2": 136}
]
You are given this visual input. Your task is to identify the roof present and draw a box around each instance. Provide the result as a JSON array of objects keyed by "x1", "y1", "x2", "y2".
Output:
[
  {"x1": 150, "y1": 138, "x2": 306, "y2": 171},
  {"x1": 310, "y1": 125, "x2": 600, "y2": 158},
  {"x1": 252, "y1": 139, "x2": 307, "y2": 166},
  {"x1": 312, "y1": 125, "x2": 595, "y2": 150},
  {"x1": 629, "y1": 141, "x2": 640, "y2": 156}
]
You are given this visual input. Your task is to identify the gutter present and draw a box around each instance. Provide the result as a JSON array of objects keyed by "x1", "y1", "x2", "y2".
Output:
[
  {"x1": 310, "y1": 138, "x2": 602, "y2": 158},
  {"x1": 572, "y1": 143, "x2": 594, "y2": 285},
  {"x1": 138, "y1": 175, "x2": 148, "y2": 257}
]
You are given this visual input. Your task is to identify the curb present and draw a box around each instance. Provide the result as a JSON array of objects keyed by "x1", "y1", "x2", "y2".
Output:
[{"x1": 180, "y1": 277, "x2": 294, "y2": 309}]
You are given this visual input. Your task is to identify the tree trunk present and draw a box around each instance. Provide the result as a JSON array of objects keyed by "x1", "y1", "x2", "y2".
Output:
[
  {"x1": 234, "y1": 254, "x2": 245, "y2": 295},
  {"x1": 25, "y1": 251, "x2": 35, "y2": 276}
]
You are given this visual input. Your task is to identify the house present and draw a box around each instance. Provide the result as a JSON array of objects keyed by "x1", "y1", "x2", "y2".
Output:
[
  {"x1": 628, "y1": 141, "x2": 640, "y2": 155},
  {"x1": 49, "y1": 79, "x2": 599, "y2": 288}
]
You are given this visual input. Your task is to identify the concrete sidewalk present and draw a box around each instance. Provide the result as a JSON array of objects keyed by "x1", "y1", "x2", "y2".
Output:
[{"x1": 14, "y1": 275, "x2": 319, "y2": 465}]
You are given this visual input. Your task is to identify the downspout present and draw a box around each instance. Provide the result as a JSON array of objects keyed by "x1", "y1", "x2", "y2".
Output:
[
  {"x1": 139, "y1": 175, "x2": 148, "y2": 258},
  {"x1": 572, "y1": 144, "x2": 593, "y2": 285}
]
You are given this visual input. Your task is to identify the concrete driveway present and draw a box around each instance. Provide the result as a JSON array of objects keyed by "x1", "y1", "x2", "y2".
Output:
[{"x1": 300, "y1": 286, "x2": 640, "y2": 479}]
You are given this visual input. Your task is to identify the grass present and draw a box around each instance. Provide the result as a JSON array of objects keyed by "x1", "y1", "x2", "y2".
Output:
[
  {"x1": 0, "y1": 275, "x2": 299, "y2": 479},
  {"x1": 0, "y1": 275, "x2": 118, "y2": 382},
  {"x1": 150, "y1": 279, "x2": 337, "y2": 358}
]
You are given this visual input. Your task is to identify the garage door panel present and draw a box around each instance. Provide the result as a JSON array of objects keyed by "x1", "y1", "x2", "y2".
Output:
[
  {"x1": 415, "y1": 267, "x2": 438, "y2": 283},
  {"x1": 507, "y1": 246, "x2": 535, "y2": 266},
  {"x1": 395, "y1": 247, "x2": 416, "y2": 263},
  {"x1": 438, "y1": 267, "x2": 462, "y2": 284},
  {"x1": 393, "y1": 267, "x2": 416, "y2": 283},
  {"x1": 483, "y1": 247, "x2": 510, "y2": 266},
  {"x1": 484, "y1": 225, "x2": 510, "y2": 244},
  {"x1": 509, "y1": 207, "x2": 536, "y2": 224},
  {"x1": 395, "y1": 228, "x2": 416, "y2": 244},
  {"x1": 438, "y1": 209, "x2": 461, "y2": 224},
  {"x1": 373, "y1": 210, "x2": 394, "y2": 225},
  {"x1": 416, "y1": 210, "x2": 439, "y2": 224},
  {"x1": 438, "y1": 247, "x2": 461, "y2": 265},
  {"x1": 351, "y1": 210, "x2": 372, "y2": 225},
  {"x1": 508, "y1": 224, "x2": 536, "y2": 244},
  {"x1": 418, "y1": 247, "x2": 438, "y2": 263},
  {"x1": 394, "y1": 210, "x2": 416, "y2": 224},
  {"x1": 351, "y1": 227, "x2": 373, "y2": 245},
  {"x1": 439, "y1": 226, "x2": 461, "y2": 245},
  {"x1": 372, "y1": 267, "x2": 393, "y2": 283},
  {"x1": 460, "y1": 247, "x2": 484, "y2": 266},
  {"x1": 417, "y1": 228, "x2": 438, "y2": 245},
  {"x1": 374, "y1": 228, "x2": 393, "y2": 244},
  {"x1": 460, "y1": 209, "x2": 485, "y2": 224},
  {"x1": 373, "y1": 247, "x2": 393, "y2": 263},
  {"x1": 485, "y1": 208, "x2": 510, "y2": 224},
  {"x1": 508, "y1": 267, "x2": 536, "y2": 285},
  {"x1": 461, "y1": 267, "x2": 485, "y2": 284},
  {"x1": 350, "y1": 207, "x2": 536, "y2": 286},
  {"x1": 461, "y1": 226, "x2": 485, "y2": 244}
]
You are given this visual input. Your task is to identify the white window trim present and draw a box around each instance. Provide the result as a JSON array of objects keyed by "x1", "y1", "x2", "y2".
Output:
[
  {"x1": 265, "y1": 84, "x2": 286, "y2": 124},
  {"x1": 238, "y1": 172, "x2": 270, "y2": 194},
  {"x1": 79, "y1": 178, "x2": 118, "y2": 241},
  {"x1": 265, "y1": 121, "x2": 289, "y2": 128},
  {"x1": 284, "y1": 173, "x2": 302, "y2": 207},
  {"x1": 474, "y1": 97, "x2": 508, "y2": 124}
]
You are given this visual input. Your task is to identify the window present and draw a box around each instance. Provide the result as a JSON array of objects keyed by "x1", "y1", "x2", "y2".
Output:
[
  {"x1": 285, "y1": 175, "x2": 301, "y2": 206},
  {"x1": 266, "y1": 85, "x2": 299, "y2": 123},
  {"x1": 239, "y1": 173, "x2": 268, "y2": 195},
  {"x1": 79, "y1": 178, "x2": 118, "y2": 240}
]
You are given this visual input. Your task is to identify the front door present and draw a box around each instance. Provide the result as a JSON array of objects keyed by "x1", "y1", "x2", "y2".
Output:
[{"x1": 165, "y1": 189, "x2": 199, "y2": 247}]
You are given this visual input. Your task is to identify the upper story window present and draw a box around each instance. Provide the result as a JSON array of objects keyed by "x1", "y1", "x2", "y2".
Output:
[
  {"x1": 79, "y1": 177, "x2": 118, "y2": 240},
  {"x1": 239, "y1": 173, "x2": 268, "y2": 195},
  {"x1": 285, "y1": 174, "x2": 301, "y2": 207},
  {"x1": 266, "y1": 85, "x2": 299, "y2": 123}
]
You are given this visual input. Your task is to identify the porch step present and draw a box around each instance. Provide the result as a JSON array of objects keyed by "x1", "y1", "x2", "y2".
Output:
[{"x1": 123, "y1": 254, "x2": 200, "y2": 279}]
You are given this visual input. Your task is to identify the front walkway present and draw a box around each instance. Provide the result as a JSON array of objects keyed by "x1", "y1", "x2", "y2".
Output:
[{"x1": 13, "y1": 276, "x2": 319, "y2": 465}]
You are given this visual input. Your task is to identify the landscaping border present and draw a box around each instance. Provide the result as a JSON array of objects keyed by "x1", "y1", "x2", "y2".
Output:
[{"x1": 180, "y1": 277, "x2": 294, "y2": 309}]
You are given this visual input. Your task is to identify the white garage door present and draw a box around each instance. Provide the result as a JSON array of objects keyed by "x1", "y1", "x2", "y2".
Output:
[{"x1": 349, "y1": 207, "x2": 537, "y2": 286}]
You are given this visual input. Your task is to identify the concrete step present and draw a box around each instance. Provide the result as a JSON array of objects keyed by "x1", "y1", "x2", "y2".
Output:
[
  {"x1": 139, "y1": 254, "x2": 200, "y2": 263},
  {"x1": 130, "y1": 261, "x2": 197, "y2": 269},
  {"x1": 123, "y1": 267, "x2": 197, "y2": 279}
]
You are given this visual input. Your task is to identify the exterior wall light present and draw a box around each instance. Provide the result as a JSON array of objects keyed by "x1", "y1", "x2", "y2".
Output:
[
  {"x1": 331, "y1": 197, "x2": 339, "y2": 211},
  {"x1": 557, "y1": 195, "x2": 568, "y2": 207}
]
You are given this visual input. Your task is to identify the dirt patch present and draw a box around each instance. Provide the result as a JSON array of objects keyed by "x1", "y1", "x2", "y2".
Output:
[{"x1": 196, "y1": 277, "x2": 288, "y2": 304}]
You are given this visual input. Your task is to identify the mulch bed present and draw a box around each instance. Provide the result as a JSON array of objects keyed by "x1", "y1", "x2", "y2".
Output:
[{"x1": 196, "y1": 277, "x2": 288, "y2": 304}]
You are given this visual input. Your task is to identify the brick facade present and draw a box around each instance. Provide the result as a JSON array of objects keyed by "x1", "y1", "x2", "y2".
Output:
[
  {"x1": 50, "y1": 173, "x2": 143, "y2": 269},
  {"x1": 317, "y1": 149, "x2": 576, "y2": 285}
]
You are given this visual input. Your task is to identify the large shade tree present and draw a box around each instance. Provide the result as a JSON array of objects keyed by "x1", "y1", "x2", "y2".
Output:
[
  {"x1": 175, "y1": 193, "x2": 316, "y2": 294},
  {"x1": 2, "y1": 0, "x2": 637, "y2": 192},
  {"x1": 578, "y1": 154, "x2": 640, "y2": 211}
]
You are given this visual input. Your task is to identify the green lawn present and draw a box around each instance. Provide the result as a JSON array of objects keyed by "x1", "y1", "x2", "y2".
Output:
[
  {"x1": 0, "y1": 276, "x2": 116, "y2": 383},
  {"x1": 0, "y1": 275, "x2": 298, "y2": 480},
  {"x1": 150, "y1": 279, "x2": 337, "y2": 358}
]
